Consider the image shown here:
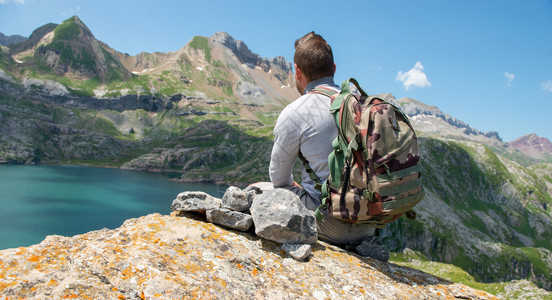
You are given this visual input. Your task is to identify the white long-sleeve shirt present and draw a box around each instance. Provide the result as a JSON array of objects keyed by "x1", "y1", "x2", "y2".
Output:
[{"x1": 269, "y1": 76, "x2": 339, "y2": 200}]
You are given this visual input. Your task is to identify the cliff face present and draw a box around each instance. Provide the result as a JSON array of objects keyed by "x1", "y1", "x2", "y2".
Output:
[{"x1": 0, "y1": 213, "x2": 497, "y2": 299}]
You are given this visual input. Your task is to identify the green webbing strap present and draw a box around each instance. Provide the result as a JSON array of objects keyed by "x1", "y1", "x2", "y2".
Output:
[
  {"x1": 328, "y1": 137, "x2": 343, "y2": 188},
  {"x1": 379, "y1": 180, "x2": 422, "y2": 198},
  {"x1": 381, "y1": 190, "x2": 425, "y2": 211},
  {"x1": 315, "y1": 181, "x2": 329, "y2": 222},
  {"x1": 345, "y1": 133, "x2": 360, "y2": 159},
  {"x1": 340, "y1": 78, "x2": 369, "y2": 97},
  {"x1": 376, "y1": 165, "x2": 421, "y2": 183},
  {"x1": 297, "y1": 151, "x2": 322, "y2": 190}
]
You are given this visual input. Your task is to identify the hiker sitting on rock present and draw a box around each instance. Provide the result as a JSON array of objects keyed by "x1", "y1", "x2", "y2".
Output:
[{"x1": 268, "y1": 31, "x2": 389, "y2": 261}]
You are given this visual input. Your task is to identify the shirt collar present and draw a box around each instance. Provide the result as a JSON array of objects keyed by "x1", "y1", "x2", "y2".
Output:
[{"x1": 304, "y1": 76, "x2": 336, "y2": 94}]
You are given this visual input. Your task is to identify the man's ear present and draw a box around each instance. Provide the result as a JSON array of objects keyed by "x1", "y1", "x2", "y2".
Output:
[
  {"x1": 333, "y1": 63, "x2": 336, "y2": 75},
  {"x1": 294, "y1": 64, "x2": 302, "y2": 80}
]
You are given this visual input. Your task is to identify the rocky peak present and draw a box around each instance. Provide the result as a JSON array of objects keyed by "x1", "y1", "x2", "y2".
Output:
[
  {"x1": 210, "y1": 31, "x2": 257, "y2": 64},
  {"x1": 509, "y1": 133, "x2": 552, "y2": 159},
  {"x1": 0, "y1": 213, "x2": 498, "y2": 299},
  {"x1": 12, "y1": 16, "x2": 131, "y2": 83},
  {"x1": 210, "y1": 31, "x2": 292, "y2": 73}
]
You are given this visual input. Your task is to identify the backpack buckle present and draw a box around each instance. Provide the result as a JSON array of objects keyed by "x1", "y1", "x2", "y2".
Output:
[{"x1": 363, "y1": 190, "x2": 377, "y2": 203}]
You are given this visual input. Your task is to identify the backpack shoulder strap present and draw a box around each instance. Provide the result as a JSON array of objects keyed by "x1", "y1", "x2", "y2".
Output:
[
  {"x1": 298, "y1": 86, "x2": 337, "y2": 190},
  {"x1": 298, "y1": 150, "x2": 322, "y2": 190},
  {"x1": 309, "y1": 86, "x2": 337, "y2": 98}
]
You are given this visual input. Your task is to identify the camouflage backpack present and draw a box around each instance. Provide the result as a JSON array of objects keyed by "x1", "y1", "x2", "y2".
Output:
[{"x1": 302, "y1": 78, "x2": 424, "y2": 228}]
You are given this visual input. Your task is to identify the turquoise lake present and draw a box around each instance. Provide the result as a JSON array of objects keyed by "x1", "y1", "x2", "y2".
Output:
[{"x1": 0, "y1": 164, "x2": 228, "y2": 250}]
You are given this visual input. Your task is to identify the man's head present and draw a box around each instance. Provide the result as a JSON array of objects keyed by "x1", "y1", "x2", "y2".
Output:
[{"x1": 293, "y1": 31, "x2": 335, "y2": 94}]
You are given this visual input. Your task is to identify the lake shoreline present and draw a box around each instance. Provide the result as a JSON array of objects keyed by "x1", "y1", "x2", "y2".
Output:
[{"x1": 0, "y1": 161, "x2": 252, "y2": 188}]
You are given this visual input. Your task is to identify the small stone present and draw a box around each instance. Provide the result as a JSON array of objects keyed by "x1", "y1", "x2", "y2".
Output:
[
  {"x1": 206, "y1": 209, "x2": 253, "y2": 232},
  {"x1": 245, "y1": 182, "x2": 273, "y2": 193},
  {"x1": 171, "y1": 191, "x2": 221, "y2": 213},
  {"x1": 282, "y1": 243, "x2": 312, "y2": 261},
  {"x1": 355, "y1": 236, "x2": 390, "y2": 262},
  {"x1": 221, "y1": 186, "x2": 252, "y2": 212},
  {"x1": 250, "y1": 188, "x2": 317, "y2": 244}
]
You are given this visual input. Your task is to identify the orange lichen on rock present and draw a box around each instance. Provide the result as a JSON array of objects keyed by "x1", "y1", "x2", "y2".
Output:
[{"x1": 0, "y1": 213, "x2": 500, "y2": 299}]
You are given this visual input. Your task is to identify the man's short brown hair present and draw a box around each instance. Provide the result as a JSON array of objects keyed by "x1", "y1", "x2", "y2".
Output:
[{"x1": 294, "y1": 31, "x2": 334, "y2": 81}]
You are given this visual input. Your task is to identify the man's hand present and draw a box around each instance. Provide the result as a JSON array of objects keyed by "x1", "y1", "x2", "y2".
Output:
[{"x1": 293, "y1": 181, "x2": 302, "y2": 188}]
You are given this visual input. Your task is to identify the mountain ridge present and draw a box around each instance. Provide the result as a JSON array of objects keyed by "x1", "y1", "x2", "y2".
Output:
[
  {"x1": 2, "y1": 16, "x2": 297, "y2": 106},
  {"x1": 0, "y1": 32, "x2": 27, "y2": 47},
  {"x1": 2, "y1": 16, "x2": 549, "y2": 148}
]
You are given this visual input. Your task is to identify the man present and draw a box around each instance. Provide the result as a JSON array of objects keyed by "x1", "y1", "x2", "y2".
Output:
[{"x1": 269, "y1": 32, "x2": 389, "y2": 261}]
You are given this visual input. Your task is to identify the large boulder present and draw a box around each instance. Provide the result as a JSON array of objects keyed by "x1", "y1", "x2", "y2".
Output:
[{"x1": 249, "y1": 188, "x2": 317, "y2": 244}]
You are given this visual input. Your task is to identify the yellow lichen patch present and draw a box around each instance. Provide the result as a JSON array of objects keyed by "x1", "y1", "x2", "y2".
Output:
[
  {"x1": 121, "y1": 265, "x2": 134, "y2": 278},
  {"x1": 27, "y1": 255, "x2": 42, "y2": 263}
]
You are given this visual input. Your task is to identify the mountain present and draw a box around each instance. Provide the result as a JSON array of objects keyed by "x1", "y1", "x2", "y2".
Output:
[
  {"x1": 9, "y1": 16, "x2": 131, "y2": 83},
  {"x1": 1, "y1": 16, "x2": 552, "y2": 298},
  {"x1": 509, "y1": 134, "x2": 552, "y2": 161},
  {"x1": 0, "y1": 33, "x2": 27, "y2": 47}
]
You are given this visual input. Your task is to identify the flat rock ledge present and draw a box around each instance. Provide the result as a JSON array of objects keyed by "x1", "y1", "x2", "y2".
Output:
[{"x1": 0, "y1": 213, "x2": 499, "y2": 299}]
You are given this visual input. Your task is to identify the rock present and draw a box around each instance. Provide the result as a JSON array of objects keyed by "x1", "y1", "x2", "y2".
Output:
[
  {"x1": 221, "y1": 186, "x2": 252, "y2": 212},
  {"x1": 355, "y1": 236, "x2": 390, "y2": 262},
  {"x1": 0, "y1": 213, "x2": 499, "y2": 299},
  {"x1": 171, "y1": 191, "x2": 221, "y2": 213},
  {"x1": 206, "y1": 209, "x2": 253, "y2": 231},
  {"x1": 22, "y1": 78, "x2": 68, "y2": 97},
  {"x1": 245, "y1": 182, "x2": 273, "y2": 193},
  {"x1": 282, "y1": 243, "x2": 312, "y2": 261},
  {"x1": 250, "y1": 188, "x2": 317, "y2": 244}
]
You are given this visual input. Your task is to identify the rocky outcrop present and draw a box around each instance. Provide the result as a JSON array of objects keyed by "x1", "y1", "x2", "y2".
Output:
[
  {"x1": 121, "y1": 119, "x2": 274, "y2": 185},
  {"x1": 210, "y1": 31, "x2": 293, "y2": 75},
  {"x1": 2, "y1": 78, "x2": 167, "y2": 112},
  {"x1": 0, "y1": 213, "x2": 498, "y2": 299}
]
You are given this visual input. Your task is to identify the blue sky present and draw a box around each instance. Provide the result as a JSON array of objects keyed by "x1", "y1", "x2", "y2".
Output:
[{"x1": 1, "y1": 0, "x2": 551, "y2": 142}]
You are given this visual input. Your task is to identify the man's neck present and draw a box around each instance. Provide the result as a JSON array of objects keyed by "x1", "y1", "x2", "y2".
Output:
[{"x1": 304, "y1": 76, "x2": 335, "y2": 94}]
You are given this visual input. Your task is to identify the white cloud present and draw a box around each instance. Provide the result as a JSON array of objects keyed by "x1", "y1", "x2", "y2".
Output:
[
  {"x1": 504, "y1": 72, "x2": 514, "y2": 86},
  {"x1": 0, "y1": 0, "x2": 25, "y2": 3},
  {"x1": 396, "y1": 61, "x2": 431, "y2": 90},
  {"x1": 542, "y1": 80, "x2": 552, "y2": 92}
]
